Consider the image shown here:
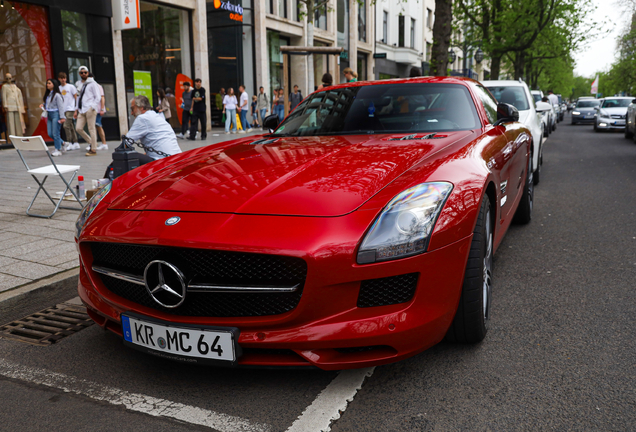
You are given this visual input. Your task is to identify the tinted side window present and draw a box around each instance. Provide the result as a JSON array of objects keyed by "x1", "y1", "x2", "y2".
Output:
[{"x1": 473, "y1": 85, "x2": 498, "y2": 124}]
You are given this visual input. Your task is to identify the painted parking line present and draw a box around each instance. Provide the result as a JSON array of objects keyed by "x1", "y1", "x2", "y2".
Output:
[
  {"x1": 286, "y1": 367, "x2": 375, "y2": 432},
  {"x1": 0, "y1": 358, "x2": 271, "y2": 432}
]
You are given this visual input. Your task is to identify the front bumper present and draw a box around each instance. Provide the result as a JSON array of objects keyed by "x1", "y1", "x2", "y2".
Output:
[
  {"x1": 78, "y1": 210, "x2": 472, "y2": 370},
  {"x1": 572, "y1": 113, "x2": 596, "y2": 124},
  {"x1": 596, "y1": 118, "x2": 626, "y2": 130}
]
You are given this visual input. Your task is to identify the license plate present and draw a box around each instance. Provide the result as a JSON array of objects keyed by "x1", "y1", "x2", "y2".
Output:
[{"x1": 122, "y1": 314, "x2": 239, "y2": 365}]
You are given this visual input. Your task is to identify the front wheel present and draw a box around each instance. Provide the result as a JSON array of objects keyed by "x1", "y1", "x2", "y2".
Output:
[
  {"x1": 445, "y1": 195, "x2": 492, "y2": 344},
  {"x1": 625, "y1": 125, "x2": 633, "y2": 139}
]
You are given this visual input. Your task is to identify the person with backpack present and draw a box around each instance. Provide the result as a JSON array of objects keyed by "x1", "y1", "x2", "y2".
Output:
[{"x1": 290, "y1": 85, "x2": 303, "y2": 111}]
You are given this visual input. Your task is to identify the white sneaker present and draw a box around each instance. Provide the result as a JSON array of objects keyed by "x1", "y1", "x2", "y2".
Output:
[
  {"x1": 97, "y1": 144, "x2": 108, "y2": 151},
  {"x1": 238, "y1": 130, "x2": 246, "y2": 134},
  {"x1": 247, "y1": 128, "x2": 253, "y2": 133},
  {"x1": 51, "y1": 150, "x2": 62, "y2": 157},
  {"x1": 72, "y1": 143, "x2": 80, "y2": 150},
  {"x1": 231, "y1": 131, "x2": 237, "y2": 134},
  {"x1": 176, "y1": 133, "x2": 184, "y2": 139},
  {"x1": 63, "y1": 142, "x2": 72, "y2": 151},
  {"x1": 225, "y1": 132, "x2": 230, "y2": 134},
  {"x1": 85, "y1": 145, "x2": 91, "y2": 151}
]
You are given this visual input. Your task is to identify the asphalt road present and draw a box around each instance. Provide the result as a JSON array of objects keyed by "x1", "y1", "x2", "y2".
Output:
[{"x1": 1, "y1": 114, "x2": 635, "y2": 431}]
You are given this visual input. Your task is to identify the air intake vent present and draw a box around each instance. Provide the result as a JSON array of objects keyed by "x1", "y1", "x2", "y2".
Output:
[{"x1": 357, "y1": 273, "x2": 419, "y2": 308}]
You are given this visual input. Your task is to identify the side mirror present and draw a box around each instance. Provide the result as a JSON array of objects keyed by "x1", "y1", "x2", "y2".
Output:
[
  {"x1": 493, "y1": 103, "x2": 519, "y2": 126},
  {"x1": 632, "y1": 99, "x2": 636, "y2": 104},
  {"x1": 263, "y1": 114, "x2": 280, "y2": 132}
]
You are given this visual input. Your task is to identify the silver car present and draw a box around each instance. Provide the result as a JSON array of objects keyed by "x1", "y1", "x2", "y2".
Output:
[{"x1": 594, "y1": 97, "x2": 631, "y2": 132}]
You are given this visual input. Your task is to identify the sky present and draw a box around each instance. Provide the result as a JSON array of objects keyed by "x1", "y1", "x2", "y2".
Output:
[{"x1": 573, "y1": 0, "x2": 630, "y2": 78}]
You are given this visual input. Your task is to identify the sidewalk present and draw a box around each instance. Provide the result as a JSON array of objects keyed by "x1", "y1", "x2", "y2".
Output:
[{"x1": 0, "y1": 128, "x2": 264, "y2": 294}]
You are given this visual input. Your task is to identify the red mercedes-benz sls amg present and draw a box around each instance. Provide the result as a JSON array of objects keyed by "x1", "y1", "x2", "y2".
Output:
[{"x1": 75, "y1": 77, "x2": 534, "y2": 370}]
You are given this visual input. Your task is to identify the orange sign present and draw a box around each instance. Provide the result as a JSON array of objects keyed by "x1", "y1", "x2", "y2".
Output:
[{"x1": 174, "y1": 73, "x2": 193, "y2": 125}]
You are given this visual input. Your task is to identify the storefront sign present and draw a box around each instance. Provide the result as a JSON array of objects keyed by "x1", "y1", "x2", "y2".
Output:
[
  {"x1": 112, "y1": 0, "x2": 141, "y2": 31},
  {"x1": 213, "y1": 0, "x2": 244, "y2": 22},
  {"x1": 133, "y1": 70, "x2": 153, "y2": 100}
]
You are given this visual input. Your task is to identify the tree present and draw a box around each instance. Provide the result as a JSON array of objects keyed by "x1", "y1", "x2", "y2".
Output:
[{"x1": 430, "y1": 0, "x2": 453, "y2": 75}]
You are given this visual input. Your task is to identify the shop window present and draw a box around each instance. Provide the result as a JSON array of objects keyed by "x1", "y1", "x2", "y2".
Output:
[
  {"x1": 122, "y1": 1, "x2": 192, "y2": 129},
  {"x1": 267, "y1": 31, "x2": 289, "y2": 98},
  {"x1": 358, "y1": 0, "x2": 366, "y2": 42},
  {"x1": 62, "y1": 11, "x2": 89, "y2": 53},
  {"x1": 0, "y1": 2, "x2": 53, "y2": 139}
]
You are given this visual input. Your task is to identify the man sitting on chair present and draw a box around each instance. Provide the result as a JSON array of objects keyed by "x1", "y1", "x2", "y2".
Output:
[{"x1": 126, "y1": 95, "x2": 182, "y2": 164}]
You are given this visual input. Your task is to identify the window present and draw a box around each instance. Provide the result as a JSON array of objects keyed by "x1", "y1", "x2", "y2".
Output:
[
  {"x1": 357, "y1": 52, "x2": 367, "y2": 81},
  {"x1": 474, "y1": 85, "x2": 498, "y2": 124},
  {"x1": 398, "y1": 16, "x2": 405, "y2": 47},
  {"x1": 62, "y1": 11, "x2": 89, "y2": 52},
  {"x1": 486, "y1": 86, "x2": 530, "y2": 111},
  {"x1": 315, "y1": 4, "x2": 327, "y2": 30},
  {"x1": 427, "y1": 8, "x2": 433, "y2": 29},
  {"x1": 358, "y1": 0, "x2": 367, "y2": 42},
  {"x1": 410, "y1": 18, "x2": 415, "y2": 49},
  {"x1": 278, "y1": 0, "x2": 287, "y2": 18},
  {"x1": 382, "y1": 11, "x2": 388, "y2": 43},
  {"x1": 426, "y1": 42, "x2": 432, "y2": 61},
  {"x1": 268, "y1": 0, "x2": 274, "y2": 14}
]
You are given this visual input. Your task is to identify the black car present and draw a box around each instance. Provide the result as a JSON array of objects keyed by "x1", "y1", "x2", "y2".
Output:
[{"x1": 571, "y1": 99, "x2": 600, "y2": 125}]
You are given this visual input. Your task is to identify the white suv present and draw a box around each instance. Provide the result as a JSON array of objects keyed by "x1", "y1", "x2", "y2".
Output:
[{"x1": 483, "y1": 80, "x2": 544, "y2": 185}]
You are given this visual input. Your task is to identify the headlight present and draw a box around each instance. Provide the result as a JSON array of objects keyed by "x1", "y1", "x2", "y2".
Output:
[
  {"x1": 75, "y1": 182, "x2": 111, "y2": 239},
  {"x1": 600, "y1": 110, "x2": 610, "y2": 118},
  {"x1": 357, "y1": 182, "x2": 453, "y2": 264},
  {"x1": 572, "y1": 111, "x2": 580, "y2": 115}
]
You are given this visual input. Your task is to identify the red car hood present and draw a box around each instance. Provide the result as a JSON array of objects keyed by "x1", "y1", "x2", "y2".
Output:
[{"x1": 108, "y1": 133, "x2": 468, "y2": 216}]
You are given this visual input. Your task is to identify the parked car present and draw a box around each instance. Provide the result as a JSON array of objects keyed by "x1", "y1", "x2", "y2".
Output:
[
  {"x1": 571, "y1": 98, "x2": 600, "y2": 124},
  {"x1": 75, "y1": 77, "x2": 534, "y2": 370},
  {"x1": 484, "y1": 80, "x2": 544, "y2": 184},
  {"x1": 594, "y1": 96, "x2": 631, "y2": 132},
  {"x1": 624, "y1": 98, "x2": 636, "y2": 139},
  {"x1": 531, "y1": 90, "x2": 556, "y2": 134}
]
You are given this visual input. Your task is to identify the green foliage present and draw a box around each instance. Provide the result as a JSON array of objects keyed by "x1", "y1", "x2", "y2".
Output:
[{"x1": 594, "y1": 22, "x2": 636, "y2": 96}]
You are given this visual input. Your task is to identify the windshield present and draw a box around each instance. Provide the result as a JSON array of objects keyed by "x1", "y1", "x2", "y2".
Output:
[
  {"x1": 532, "y1": 93, "x2": 542, "y2": 103},
  {"x1": 576, "y1": 100, "x2": 600, "y2": 108},
  {"x1": 486, "y1": 86, "x2": 530, "y2": 111},
  {"x1": 601, "y1": 98, "x2": 631, "y2": 108},
  {"x1": 272, "y1": 83, "x2": 481, "y2": 137}
]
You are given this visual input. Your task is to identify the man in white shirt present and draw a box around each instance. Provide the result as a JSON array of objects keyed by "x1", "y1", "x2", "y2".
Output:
[
  {"x1": 127, "y1": 95, "x2": 182, "y2": 162},
  {"x1": 74, "y1": 66, "x2": 102, "y2": 156},
  {"x1": 238, "y1": 85, "x2": 251, "y2": 133},
  {"x1": 57, "y1": 72, "x2": 79, "y2": 150},
  {"x1": 547, "y1": 90, "x2": 559, "y2": 108}
]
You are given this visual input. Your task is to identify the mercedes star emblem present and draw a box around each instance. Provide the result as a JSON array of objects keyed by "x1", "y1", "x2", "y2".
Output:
[
  {"x1": 165, "y1": 216, "x2": 181, "y2": 226},
  {"x1": 144, "y1": 260, "x2": 187, "y2": 308}
]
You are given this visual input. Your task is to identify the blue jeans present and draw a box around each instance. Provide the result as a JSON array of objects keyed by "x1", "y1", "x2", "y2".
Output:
[
  {"x1": 46, "y1": 110, "x2": 62, "y2": 150},
  {"x1": 260, "y1": 108, "x2": 267, "y2": 124},
  {"x1": 239, "y1": 109, "x2": 248, "y2": 130},
  {"x1": 225, "y1": 108, "x2": 237, "y2": 132},
  {"x1": 275, "y1": 104, "x2": 285, "y2": 122}
]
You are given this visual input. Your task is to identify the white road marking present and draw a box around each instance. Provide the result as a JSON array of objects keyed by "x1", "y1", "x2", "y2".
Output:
[
  {"x1": 0, "y1": 358, "x2": 271, "y2": 432},
  {"x1": 286, "y1": 367, "x2": 375, "y2": 432}
]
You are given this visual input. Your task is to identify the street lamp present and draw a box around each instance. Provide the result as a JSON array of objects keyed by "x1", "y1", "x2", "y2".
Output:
[
  {"x1": 448, "y1": 49, "x2": 456, "y2": 64},
  {"x1": 475, "y1": 48, "x2": 484, "y2": 64}
]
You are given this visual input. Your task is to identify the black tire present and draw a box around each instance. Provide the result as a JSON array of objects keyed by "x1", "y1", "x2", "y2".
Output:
[
  {"x1": 553, "y1": 121, "x2": 557, "y2": 131},
  {"x1": 514, "y1": 156, "x2": 534, "y2": 224},
  {"x1": 571, "y1": 121, "x2": 577, "y2": 125},
  {"x1": 543, "y1": 124, "x2": 549, "y2": 138},
  {"x1": 625, "y1": 125, "x2": 633, "y2": 139},
  {"x1": 445, "y1": 195, "x2": 492, "y2": 344}
]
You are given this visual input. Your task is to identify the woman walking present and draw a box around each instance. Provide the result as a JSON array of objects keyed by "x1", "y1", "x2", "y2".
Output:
[
  {"x1": 223, "y1": 87, "x2": 238, "y2": 134},
  {"x1": 273, "y1": 88, "x2": 285, "y2": 122},
  {"x1": 156, "y1": 88, "x2": 171, "y2": 122},
  {"x1": 343, "y1": 67, "x2": 358, "y2": 83},
  {"x1": 40, "y1": 78, "x2": 65, "y2": 156}
]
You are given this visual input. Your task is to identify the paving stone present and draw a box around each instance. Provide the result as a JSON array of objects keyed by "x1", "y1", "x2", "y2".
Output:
[
  {"x1": 0, "y1": 238, "x2": 66, "y2": 258},
  {"x1": 0, "y1": 273, "x2": 30, "y2": 293},
  {"x1": 19, "y1": 243, "x2": 78, "y2": 266},
  {"x1": 0, "y1": 235, "x2": 42, "y2": 250},
  {"x1": 0, "y1": 260, "x2": 60, "y2": 280},
  {"x1": 0, "y1": 231, "x2": 23, "y2": 242},
  {"x1": 0, "y1": 256, "x2": 21, "y2": 267},
  {"x1": 57, "y1": 258, "x2": 80, "y2": 270}
]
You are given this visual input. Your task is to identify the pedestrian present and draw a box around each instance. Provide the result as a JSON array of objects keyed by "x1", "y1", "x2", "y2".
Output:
[
  {"x1": 177, "y1": 81, "x2": 192, "y2": 139},
  {"x1": 273, "y1": 88, "x2": 285, "y2": 122},
  {"x1": 343, "y1": 67, "x2": 357, "y2": 83},
  {"x1": 547, "y1": 90, "x2": 559, "y2": 108},
  {"x1": 74, "y1": 65, "x2": 101, "y2": 156},
  {"x1": 40, "y1": 78, "x2": 65, "y2": 156},
  {"x1": 223, "y1": 87, "x2": 238, "y2": 134},
  {"x1": 257, "y1": 86, "x2": 269, "y2": 128},
  {"x1": 165, "y1": 87, "x2": 174, "y2": 98},
  {"x1": 156, "y1": 88, "x2": 171, "y2": 123},
  {"x1": 57, "y1": 72, "x2": 80, "y2": 151},
  {"x1": 87, "y1": 73, "x2": 108, "y2": 151},
  {"x1": 188, "y1": 78, "x2": 207, "y2": 140},
  {"x1": 290, "y1": 85, "x2": 303, "y2": 111},
  {"x1": 216, "y1": 87, "x2": 225, "y2": 112},
  {"x1": 238, "y1": 85, "x2": 251, "y2": 133},
  {"x1": 251, "y1": 95, "x2": 259, "y2": 128},
  {"x1": 317, "y1": 73, "x2": 333, "y2": 91},
  {"x1": 2, "y1": 73, "x2": 25, "y2": 141}
]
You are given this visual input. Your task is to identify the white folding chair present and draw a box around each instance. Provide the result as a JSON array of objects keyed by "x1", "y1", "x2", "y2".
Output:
[{"x1": 11, "y1": 135, "x2": 84, "y2": 218}]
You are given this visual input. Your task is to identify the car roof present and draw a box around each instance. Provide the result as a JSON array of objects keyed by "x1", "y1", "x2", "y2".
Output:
[
  {"x1": 602, "y1": 96, "x2": 632, "y2": 99},
  {"x1": 481, "y1": 80, "x2": 527, "y2": 87}
]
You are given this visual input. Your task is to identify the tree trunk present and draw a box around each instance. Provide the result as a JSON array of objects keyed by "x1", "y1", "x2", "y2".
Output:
[
  {"x1": 490, "y1": 55, "x2": 502, "y2": 80},
  {"x1": 307, "y1": 21, "x2": 315, "y2": 92},
  {"x1": 430, "y1": 0, "x2": 452, "y2": 76},
  {"x1": 513, "y1": 52, "x2": 525, "y2": 80}
]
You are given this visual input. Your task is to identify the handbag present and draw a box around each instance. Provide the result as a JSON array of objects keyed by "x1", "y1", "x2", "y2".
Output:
[{"x1": 222, "y1": 113, "x2": 226, "y2": 123}]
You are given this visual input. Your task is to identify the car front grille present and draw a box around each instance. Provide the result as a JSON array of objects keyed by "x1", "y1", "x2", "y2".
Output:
[
  {"x1": 357, "y1": 273, "x2": 419, "y2": 308},
  {"x1": 89, "y1": 243, "x2": 307, "y2": 317},
  {"x1": 611, "y1": 114, "x2": 626, "y2": 119}
]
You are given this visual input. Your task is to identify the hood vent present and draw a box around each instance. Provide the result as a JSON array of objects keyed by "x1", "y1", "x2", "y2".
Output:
[
  {"x1": 388, "y1": 133, "x2": 445, "y2": 141},
  {"x1": 248, "y1": 138, "x2": 281, "y2": 146}
]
